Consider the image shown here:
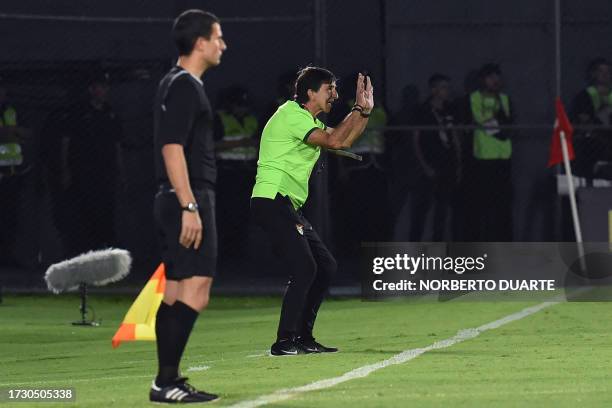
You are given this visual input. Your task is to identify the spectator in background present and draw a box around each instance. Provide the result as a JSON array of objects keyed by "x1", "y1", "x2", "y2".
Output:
[
  {"x1": 467, "y1": 63, "x2": 514, "y2": 241},
  {"x1": 450, "y1": 68, "x2": 481, "y2": 241},
  {"x1": 40, "y1": 89, "x2": 74, "y2": 258},
  {"x1": 332, "y1": 71, "x2": 390, "y2": 255},
  {"x1": 0, "y1": 79, "x2": 28, "y2": 265},
  {"x1": 64, "y1": 72, "x2": 123, "y2": 255},
  {"x1": 213, "y1": 85, "x2": 259, "y2": 259},
  {"x1": 570, "y1": 57, "x2": 612, "y2": 180},
  {"x1": 409, "y1": 74, "x2": 461, "y2": 241},
  {"x1": 343, "y1": 72, "x2": 388, "y2": 158},
  {"x1": 0, "y1": 80, "x2": 22, "y2": 172},
  {"x1": 261, "y1": 69, "x2": 297, "y2": 126},
  {"x1": 387, "y1": 84, "x2": 420, "y2": 241},
  {"x1": 214, "y1": 85, "x2": 259, "y2": 160}
]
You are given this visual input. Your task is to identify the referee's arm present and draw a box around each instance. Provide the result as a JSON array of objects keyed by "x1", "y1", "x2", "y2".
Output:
[
  {"x1": 158, "y1": 78, "x2": 203, "y2": 250},
  {"x1": 162, "y1": 144, "x2": 202, "y2": 250}
]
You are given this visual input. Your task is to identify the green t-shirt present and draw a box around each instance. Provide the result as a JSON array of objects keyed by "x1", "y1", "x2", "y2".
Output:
[{"x1": 252, "y1": 100, "x2": 325, "y2": 209}]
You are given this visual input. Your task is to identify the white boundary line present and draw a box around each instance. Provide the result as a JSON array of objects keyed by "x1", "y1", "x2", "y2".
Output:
[
  {"x1": 0, "y1": 350, "x2": 270, "y2": 387},
  {"x1": 0, "y1": 374, "x2": 153, "y2": 387},
  {"x1": 187, "y1": 365, "x2": 211, "y2": 372},
  {"x1": 229, "y1": 301, "x2": 560, "y2": 408}
]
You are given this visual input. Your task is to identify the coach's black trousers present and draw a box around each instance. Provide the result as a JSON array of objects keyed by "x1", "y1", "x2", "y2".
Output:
[{"x1": 251, "y1": 195, "x2": 337, "y2": 340}]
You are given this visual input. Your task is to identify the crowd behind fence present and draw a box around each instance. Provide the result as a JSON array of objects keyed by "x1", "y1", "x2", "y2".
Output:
[
  {"x1": 1, "y1": 58, "x2": 611, "y2": 286},
  {"x1": 0, "y1": 2, "x2": 611, "y2": 288}
]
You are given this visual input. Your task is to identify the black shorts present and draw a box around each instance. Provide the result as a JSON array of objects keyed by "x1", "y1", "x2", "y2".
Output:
[{"x1": 154, "y1": 186, "x2": 217, "y2": 280}]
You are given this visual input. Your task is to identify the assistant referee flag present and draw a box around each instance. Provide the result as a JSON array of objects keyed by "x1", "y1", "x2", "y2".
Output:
[{"x1": 112, "y1": 264, "x2": 166, "y2": 348}]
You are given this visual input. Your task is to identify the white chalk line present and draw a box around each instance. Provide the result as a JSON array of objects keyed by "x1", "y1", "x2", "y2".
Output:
[
  {"x1": 0, "y1": 349, "x2": 269, "y2": 387},
  {"x1": 0, "y1": 374, "x2": 154, "y2": 387},
  {"x1": 0, "y1": 350, "x2": 267, "y2": 387},
  {"x1": 187, "y1": 365, "x2": 211, "y2": 372},
  {"x1": 246, "y1": 353, "x2": 268, "y2": 358},
  {"x1": 228, "y1": 301, "x2": 560, "y2": 408}
]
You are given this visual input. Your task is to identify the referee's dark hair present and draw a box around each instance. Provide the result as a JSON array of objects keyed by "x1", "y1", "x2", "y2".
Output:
[
  {"x1": 294, "y1": 66, "x2": 337, "y2": 104},
  {"x1": 173, "y1": 9, "x2": 220, "y2": 56}
]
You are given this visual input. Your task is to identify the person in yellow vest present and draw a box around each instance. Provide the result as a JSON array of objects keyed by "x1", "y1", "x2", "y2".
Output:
[
  {"x1": 214, "y1": 86, "x2": 259, "y2": 259},
  {"x1": 214, "y1": 85, "x2": 259, "y2": 161},
  {"x1": 329, "y1": 72, "x2": 388, "y2": 157},
  {"x1": 0, "y1": 80, "x2": 31, "y2": 266},
  {"x1": 570, "y1": 57, "x2": 612, "y2": 179},
  {"x1": 469, "y1": 63, "x2": 514, "y2": 241},
  {"x1": 346, "y1": 97, "x2": 388, "y2": 155},
  {"x1": 0, "y1": 81, "x2": 21, "y2": 265},
  {"x1": 0, "y1": 82, "x2": 22, "y2": 175}
]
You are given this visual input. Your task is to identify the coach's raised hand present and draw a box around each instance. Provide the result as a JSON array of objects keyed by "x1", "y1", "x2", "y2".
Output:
[{"x1": 355, "y1": 73, "x2": 374, "y2": 113}]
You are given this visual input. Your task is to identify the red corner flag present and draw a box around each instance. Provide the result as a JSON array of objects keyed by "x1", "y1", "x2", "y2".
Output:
[{"x1": 547, "y1": 97, "x2": 575, "y2": 167}]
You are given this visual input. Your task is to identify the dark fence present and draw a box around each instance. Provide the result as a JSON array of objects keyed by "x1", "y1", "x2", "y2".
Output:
[{"x1": 0, "y1": 1, "x2": 611, "y2": 290}]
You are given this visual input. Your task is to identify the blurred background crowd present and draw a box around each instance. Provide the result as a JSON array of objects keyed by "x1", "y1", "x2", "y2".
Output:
[{"x1": 0, "y1": 0, "x2": 611, "y2": 287}]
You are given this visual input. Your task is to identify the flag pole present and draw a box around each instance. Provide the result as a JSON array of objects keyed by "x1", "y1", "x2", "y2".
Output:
[
  {"x1": 554, "y1": 0, "x2": 562, "y2": 99},
  {"x1": 555, "y1": 0, "x2": 587, "y2": 272},
  {"x1": 560, "y1": 130, "x2": 587, "y2": 272}
]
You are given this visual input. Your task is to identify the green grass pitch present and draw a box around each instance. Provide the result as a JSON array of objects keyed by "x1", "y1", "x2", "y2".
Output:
[{"x1": 1, "y1": 294, "x2": 611, "y2": 407}]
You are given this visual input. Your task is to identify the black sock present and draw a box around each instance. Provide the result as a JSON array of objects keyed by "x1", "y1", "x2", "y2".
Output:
[
  {"x1": 155, "y1": 301, "x2": 178, "y2": 386},
  {"x1": 155, "y1": 301, "x2": 199, "y2": 386},
  {"x1": 172, "y1": 301, "x2": 199, "y2": 363}
]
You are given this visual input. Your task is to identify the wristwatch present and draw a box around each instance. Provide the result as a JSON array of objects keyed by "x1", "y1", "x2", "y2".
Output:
[{"x1": 182, "y1": 202, "x2": 199, "y2": 213}]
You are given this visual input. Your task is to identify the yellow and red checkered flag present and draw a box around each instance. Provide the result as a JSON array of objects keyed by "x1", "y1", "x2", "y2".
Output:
[{"x1": 112, "y1": 264, "x2": 166, "y2": 348}]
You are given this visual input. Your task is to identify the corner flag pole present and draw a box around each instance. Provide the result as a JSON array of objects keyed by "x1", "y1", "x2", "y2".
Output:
[
  {"x1": 554, "y1": 0, "x2": 586, "y2": 272},
  {"x1": 560, "y1": 130, "x2": 586, "y2": 272}
]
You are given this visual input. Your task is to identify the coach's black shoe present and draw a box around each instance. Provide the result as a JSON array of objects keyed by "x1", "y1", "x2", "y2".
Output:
[
  {"x1": 296, "y1": 336, "x2": 339, "y2": 353},
  {"x1": 270, "y1": 338, "x2": 306, "y2": 356},
  {"x1": 150, "y1": 377, "x2": 218, "y2": 403}
]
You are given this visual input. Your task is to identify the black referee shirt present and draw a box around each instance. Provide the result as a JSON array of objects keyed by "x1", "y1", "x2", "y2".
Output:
[{"x1": 154, "y1": 66, "x2": 216, "y2": 189}]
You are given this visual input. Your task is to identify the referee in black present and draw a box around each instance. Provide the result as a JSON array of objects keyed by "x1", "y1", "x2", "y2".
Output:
[{"x1": 150, "y1": 10, "x2": 226, "y2": 404}]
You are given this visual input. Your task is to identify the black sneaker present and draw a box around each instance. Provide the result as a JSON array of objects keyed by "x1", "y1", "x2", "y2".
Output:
[
  {"x1": 150, "y1": 377, "x2": 218, "y2": 403},
  {"x1": 270, "y1": 338, "x2": 306, "y2": 356},
  {"x1": 296, "y1": 336, "x2": 338, "y2": 353}
]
